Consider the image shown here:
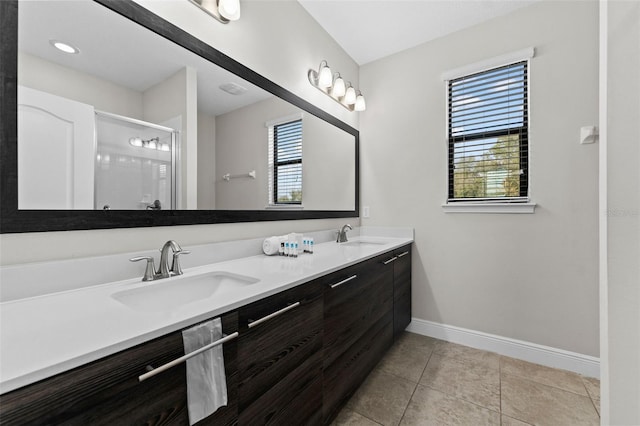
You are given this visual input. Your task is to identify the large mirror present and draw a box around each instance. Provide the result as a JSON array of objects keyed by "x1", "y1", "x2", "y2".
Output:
[{"x1": 0, "y1": 0, "x2": 358, "y2": 233}]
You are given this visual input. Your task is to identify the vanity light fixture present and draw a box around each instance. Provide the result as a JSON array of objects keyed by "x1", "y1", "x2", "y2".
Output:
[
  {"x1": 308, "y1": 60, "x2": 366, "y2": 112},
  {"x1": 344, "y1": 85, "x2": 357, "y2": 105},
  {"x1": 331, "y1": 73, "x2": 346, "y2": 98},
  {"x1": 49, "y1": 40, "x2": 79, "y2": 54},
  {"x1": 355, "y1": 90, "x2": 366, "y2": 112},
  {"x1": 189, "y1": 0, "x2": 241, "y2": 24}
]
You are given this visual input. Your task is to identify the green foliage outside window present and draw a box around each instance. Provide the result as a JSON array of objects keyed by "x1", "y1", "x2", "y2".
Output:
[{"x1": 453, "y1": 134, "x2": 520, "y2": 198}]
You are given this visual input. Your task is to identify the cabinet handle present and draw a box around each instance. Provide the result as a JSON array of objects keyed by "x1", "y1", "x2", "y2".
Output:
[
  {"x1": 397, "y1": 251, "x2": 410, "y2": 258},
  {"x1": 247, "y1": 301, "x2": 301, "y2": 329},
  {"x1": 383, "y1": 256, "x2": 398, "y2": 265},
  {"x1": 138, "y1": 332, "x2": 239, "y2": 382},
  {"x1": 330, "y1": 274, "x2": 358, "y2": 289}
]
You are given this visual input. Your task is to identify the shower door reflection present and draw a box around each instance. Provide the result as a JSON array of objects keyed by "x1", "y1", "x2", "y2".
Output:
[{"x1": 95, "y1": 112, "x2": 179, "y2": 210}]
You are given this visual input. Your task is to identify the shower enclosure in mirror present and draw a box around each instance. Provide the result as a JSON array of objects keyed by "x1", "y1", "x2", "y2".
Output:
[{"x1": 95, "y1": 112, "x2": 178, "y2": 211}]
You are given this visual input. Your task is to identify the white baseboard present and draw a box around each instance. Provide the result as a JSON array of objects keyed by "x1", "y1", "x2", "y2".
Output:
[{"x1": 406, "y1": 318, "x2": 600, "y2": 379}]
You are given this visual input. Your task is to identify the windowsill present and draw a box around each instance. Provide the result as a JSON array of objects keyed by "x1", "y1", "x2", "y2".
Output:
[
  {"x1": 441, "y1": 202, "x2": 537, "y2": 214},
  {"x1": 265, "y1": 204, "x2": 304, "y2": 210}
]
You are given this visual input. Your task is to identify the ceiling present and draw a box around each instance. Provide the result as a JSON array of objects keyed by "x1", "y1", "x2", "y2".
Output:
[
  {"x1": 18, "y1": 1, "x2": 272, "y2": 117},
  {"x1": 297, "y1": 0, "x2": 539, "y2": 65}
]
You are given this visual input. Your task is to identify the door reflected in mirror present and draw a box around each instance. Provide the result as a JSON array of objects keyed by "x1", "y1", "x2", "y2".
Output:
[{"x1": 17, "y1": 0, "x2": 356, "y2": 211}]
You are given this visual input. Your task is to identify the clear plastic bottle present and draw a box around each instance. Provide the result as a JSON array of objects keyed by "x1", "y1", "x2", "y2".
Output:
[{"x1": 309, "y1": 238, "x2": 314, "y2": 254}]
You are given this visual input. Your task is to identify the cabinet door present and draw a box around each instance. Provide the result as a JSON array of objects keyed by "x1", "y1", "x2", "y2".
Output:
[
  {"x1": 323, "y1": 253, "x2": 394, "y2": 367},
  {"x1": 0, "y1": 312, "x2": 238, "y2": 426},
  {"x1": 237, "y1": 280, "x2": 323, "y2": 425},
  {"x1": 393, "y1": 245, "x2": 412, "y2": 339},
  {"x1": 322, "y1": 253, "x2": 394, "y2": 423}
]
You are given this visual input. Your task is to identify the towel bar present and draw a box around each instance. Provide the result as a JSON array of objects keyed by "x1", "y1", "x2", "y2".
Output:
[{"x1": 139, "y1": 331, "x2": 239, "y2": 382}]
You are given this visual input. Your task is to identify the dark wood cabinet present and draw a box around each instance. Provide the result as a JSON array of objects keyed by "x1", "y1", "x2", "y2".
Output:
[
  {"x1": 0, "y1": 244, "x2": 412, "y2": 426},
  {"x1": 0, "y1": 312, "x2": 239, "y2": 426},
  {"x1": 393, "y1": 245, "x2": 412, "y2": 339},
  {"x1": 322, "y1": 253, "x2": 395, "y2": 423},
  {"x1": 237, "y1": 279, "x2": 324, "y2": 425}
]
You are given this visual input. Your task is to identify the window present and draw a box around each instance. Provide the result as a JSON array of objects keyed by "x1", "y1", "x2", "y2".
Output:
[
  {"x1": 448, "y1": 61, "x2": 528, "y2": 202},
  {"x1": 269, "y1": 119, "x2": 302, "y2": 205}
]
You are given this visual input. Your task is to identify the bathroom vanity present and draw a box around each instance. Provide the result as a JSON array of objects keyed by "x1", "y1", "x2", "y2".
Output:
[{"x1": 0, "y1": 235, "x2": 412, "y2": 425}]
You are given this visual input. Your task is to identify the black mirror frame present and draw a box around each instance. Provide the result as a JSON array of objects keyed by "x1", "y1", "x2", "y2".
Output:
[{"x1": 0, "y1": 0, "x2": 359, "y2": 234}]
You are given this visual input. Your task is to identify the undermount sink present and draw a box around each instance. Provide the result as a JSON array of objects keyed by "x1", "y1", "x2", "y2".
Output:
[
  {"x1": 112, "y1": 271, "x2": 259, "y2": 313},
  {"x1": 340, "y1": 240, "x2": 387, "y2": 247}
]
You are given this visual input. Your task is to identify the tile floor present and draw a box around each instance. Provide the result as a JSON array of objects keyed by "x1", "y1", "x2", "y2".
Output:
[{"x1": 333, "y1": 332, "x2": 600, "y2": 426}]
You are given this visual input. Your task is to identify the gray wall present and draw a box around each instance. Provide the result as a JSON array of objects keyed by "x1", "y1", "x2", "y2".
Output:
[
  {"x1": 359, "y1": 1, "x2": 599, "y2": 356},
  {"x1": 214, "y1": 97, "x2": 355, "y2": 210},
  {"x1": 215, "y1": 97, "x2": 298, "y2": 210}
]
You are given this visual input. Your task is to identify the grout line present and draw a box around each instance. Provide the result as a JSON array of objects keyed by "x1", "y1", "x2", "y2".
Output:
[
  {"x1": 419, "y1": 383, "x2": 502, "y2": 415},
  {"x1": 581, "y1": 377, "x2": 601, "y2": 419},
  {"x1": 356, "y1": 411, "x2": 384, "y2": 426},
  {"x1": 501, "y1": 371, "x2": 593, "y2": 399},
  {"x1": 397, "y1": 343, "x2": 435, "y2": 425}
]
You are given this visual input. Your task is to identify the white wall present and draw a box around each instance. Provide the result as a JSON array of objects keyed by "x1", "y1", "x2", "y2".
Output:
[
  {"x1": 197, "y1": 112, "x2": 216, "y2": 209},
  {"x1": 604, "y1": 0, "x2": 640, "y2": 423},
  {"x1": 18, "y1": 52, "x2": 143, "y2": 118},
  {"x1": 214, "y1": 97, "x2": 355, "y2": 210},
  {"x1": 360, "y1": 1, "x2": 599, "y2": 356},
  {"x1": 0, "y1": 0, "x2": 359, "y2": 266}
]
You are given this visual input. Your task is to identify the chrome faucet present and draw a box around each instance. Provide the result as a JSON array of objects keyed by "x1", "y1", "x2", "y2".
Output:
[
  {"x1": 336, "y1": 224, "x2": 352, "y2": 243},
  {"x1": 159, "y1": 240, "x2": 183, "y2": 278},
  {"x1": 130, "y1": 240, "x2": 190, "y2": 281}
]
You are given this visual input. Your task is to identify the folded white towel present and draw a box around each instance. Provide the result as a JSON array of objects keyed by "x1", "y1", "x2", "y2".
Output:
[
  {"x1": 182, "y1": 318, "x2": 227, "y2": 425},
  {"x1": 262, "y1": 236, "x2": 282, "y2": 255}
]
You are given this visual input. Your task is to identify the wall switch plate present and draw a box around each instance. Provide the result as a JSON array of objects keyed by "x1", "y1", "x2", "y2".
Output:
[{"x1": 362, "y1": 206, "x2": 370, "y2": 218}]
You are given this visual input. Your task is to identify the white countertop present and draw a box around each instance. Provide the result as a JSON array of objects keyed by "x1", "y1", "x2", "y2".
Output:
[{"x1": 0, "y1": 233, "x2": 412, "y2": 394}]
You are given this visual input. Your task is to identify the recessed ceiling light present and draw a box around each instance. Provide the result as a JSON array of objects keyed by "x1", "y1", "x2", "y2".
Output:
[{"x1": 49, "y1": 40, "x2": 80, "y2": 54}]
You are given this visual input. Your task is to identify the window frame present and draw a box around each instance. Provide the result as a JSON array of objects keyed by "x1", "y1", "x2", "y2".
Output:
[
  {"x1": 268, "y1": 117, "x2": 303, "y2": 206},
  {"x1": 441, "y1": 48, "x2": 536, "y2": 213}
]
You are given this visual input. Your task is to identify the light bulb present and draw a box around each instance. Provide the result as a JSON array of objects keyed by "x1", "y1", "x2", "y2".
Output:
[
  {"x1": 355, "y1": 94, "x2": 366, "y2": 111},
  {"x1": 160, "y1": 143, "x2": 170, "y2": 152},
  {"x1": 147, "y1": 139, "x2": 157, "y2": 150},
  {"x1": 129, "y1": 137, "x2": 143, "y2": 147},
  {"x1": 344, "y1": 86, "x2": 357, "y2": 105},
  {"x1": 318, "y1": 64, "x2": 333, "y2": 88},
  {"x1": 331, "y1": 76, "x2": 346, "y2": 97},
  {"x1": 49, "y1": 40, "x2": 79, "y2": 54},
  {"x1": 218, "y1": 0, "x2": 240, "y2": 20}
]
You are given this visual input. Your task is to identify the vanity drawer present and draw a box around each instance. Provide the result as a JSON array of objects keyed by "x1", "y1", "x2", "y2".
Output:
[
  {"x1": 237, "y1": 279, "x2": 323, "y2": 418},
  {"x1": 0, "y1": 312, "x2": 238, "y2": 426}
]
